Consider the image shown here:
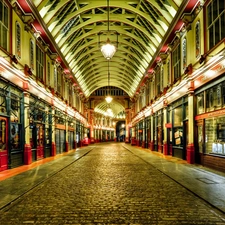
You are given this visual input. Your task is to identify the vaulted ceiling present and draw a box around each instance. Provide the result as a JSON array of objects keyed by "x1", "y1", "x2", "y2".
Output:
[
  {"x1": 18, "y1": 0, "x2": 196, "y2": 117},
  {"x1": 29, "y1": 0, "x2": 187, "y2": 97}
]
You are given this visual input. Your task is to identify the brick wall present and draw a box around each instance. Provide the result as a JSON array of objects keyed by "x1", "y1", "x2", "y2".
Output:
[{"x1": 202, "y1": 154, "x2": 225, "y2": 173}]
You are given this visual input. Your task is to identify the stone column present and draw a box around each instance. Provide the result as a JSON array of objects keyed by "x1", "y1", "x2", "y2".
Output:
[
  {"x1": 51, "y1": 106, "x2": 56, "y2": 156},
  {"x1": 23, "y1": 92, "x2": 32, "y2": 165},
  {"x1": 163, "y1": 100, "x2": 168, "y2": 155},
  {"x1": 187, "y1": 81, "x2": 195, "y2": 164},
  {"x1": 150, "y1": 114, "x2": 154, "y2": 151},
  {"x1": 65, "y1": 114, "x2": 69, "y2": 152}
]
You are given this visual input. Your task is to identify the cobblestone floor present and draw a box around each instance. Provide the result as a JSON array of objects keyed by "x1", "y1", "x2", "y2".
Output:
[{"x1": 1, "y1": 143, "x2": 225, "y2": 225}]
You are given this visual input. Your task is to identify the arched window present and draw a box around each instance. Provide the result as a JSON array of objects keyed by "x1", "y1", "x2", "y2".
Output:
[
  {"x1": 16, "y1": 22, "x2": 21, "y2": 58},
  {"x1": 182, "y1": 37, "x2": 187, "y2": 70},
  {"x1": 195, "y1": 21, "x2": 200, "y2": 58},
  {"x1": 167, "y1": 60, "x2": 170, "y2": 85},
  {"x1": 30, "y1": 39, "x2": 34, "y2": 70}
]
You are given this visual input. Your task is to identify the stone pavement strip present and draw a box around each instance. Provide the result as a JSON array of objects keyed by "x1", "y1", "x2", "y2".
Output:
[{"x1": 0, "y1": 143, "x2": 225, "y2": 225}]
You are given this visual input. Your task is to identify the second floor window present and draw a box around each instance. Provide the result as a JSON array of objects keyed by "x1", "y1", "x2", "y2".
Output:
[
  {"x1": 172, "y1": 43, "x2": 181, "y2": 81},
  {"x1": 207, "y1": 0, "x2": 225, "y2": 49},
  {"x1": 0, "y1": 0, "x2": 9, "y2": 50},
  {"x1": 47, "y1": 61, "x2": 50, "y2": 85},
  {"x1": 182, "y1": 38, "x2": 187, "y2": 70},
  {"x1": 30, "y1": 39, "x2": 34, "y2": 70},
  {"x1": 16, "y1": 22, "x2": 21, "y2": 58},
  {"x1": 36, "y1": 45, "x2": 44, "y2": 81},
  {"x1": 195, "y1": 21, "x2": 201, "y2": 58}
]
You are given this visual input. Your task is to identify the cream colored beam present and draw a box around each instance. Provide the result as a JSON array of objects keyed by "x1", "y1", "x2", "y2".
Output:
[{"x1": 51, "y1": 2, "x2": 166, "y2": 38}]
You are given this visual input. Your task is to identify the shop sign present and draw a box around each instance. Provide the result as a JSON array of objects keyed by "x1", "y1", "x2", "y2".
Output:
[
  {"x1": 165, "y1": 123, "x2": 172, "y2": 128},
  {"x1": 195, "y1": 62, "x2": 225, "y2": 88},
  {"x1": 195, "y1": 108, "x2": 225, "y2": 120}
]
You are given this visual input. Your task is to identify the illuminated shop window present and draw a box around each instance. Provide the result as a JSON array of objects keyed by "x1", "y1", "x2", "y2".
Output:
[
  {"x1": 16, "y1": 22, "x2": 21, "y2": 58},
  {"x1": 196, "y1": 92, "x2": 204, "y2": 114},
  {"x1": 0, "y1": 0, "x2": 9, "y2": 50},
  {"x1": 205, "y1": 116, "x2": 225, "y2": 155},
  {"x1": 207, "y1": 0, "x2": 225, "y2": 49},
  {"x1": 195, "y1": 21, "x2": 200, "y2": 58}
]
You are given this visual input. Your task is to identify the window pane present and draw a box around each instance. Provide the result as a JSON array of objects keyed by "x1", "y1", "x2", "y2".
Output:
[
  {"x1": 0, "y1": 2, "x2": 3, "y2": 22},
  {"x1": 174, "y1": 107, "x2": 182, "y2": 126},
  {"x1": 205, "y1": 116, "x2": 225, "y2": 155},
  {"x1": 209, "y1": 26, "x2": 214, "y2": 49},
  {"x1": 208, "y1": 3, "x2": 212, "y2": 25},
  {"x1": 221, "y1": 12, "x2": 225, "y2": 39},
  {"x1": 3, "y1": 4, "x2": 8, "y2": 28},
  {"x1": 213, "y1": 0, "x2": 218, "y2": 21},
  {"x1": 2, "y1": 26, "x2": 7, "y2": 49},
  {"x1": 215, "y1": 19, "x2": 220, "y2": 44}
]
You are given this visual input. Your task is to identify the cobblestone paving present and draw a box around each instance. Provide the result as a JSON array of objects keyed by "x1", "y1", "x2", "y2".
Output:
[{"x1": 1, "y1": 143, "x2": 225, "y2": 225}]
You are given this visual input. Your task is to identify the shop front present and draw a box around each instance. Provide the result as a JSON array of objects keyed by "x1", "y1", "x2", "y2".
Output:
[
  {"x1": 195, "y1": 77, "x2": 225, "y2": 172},
  {"x1": 170, "y1": 97, "x2": 188, "y2": 159},
  {"x1": 55, "y1": 109, "x2": 66, "y2": 154}
]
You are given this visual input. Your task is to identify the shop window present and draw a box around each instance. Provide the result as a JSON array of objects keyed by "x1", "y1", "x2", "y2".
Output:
[
  {"x1": 174, "y1": 107, "x2": 182, "y2": 126},
  {"x1": 173, "y1": 106, "x2": 183, "y2": 146},
  {"x1": 207, "y1": 0, "x2": 225, "y2": 49},
  {"x1": 16, "y1": 22, "x2": 21, "y2": 59},
  {"x1": 197, "y1": 92, "x2": 204, "y2": 114},
  {"x1": 195, "y1": 21, "x2": 201, "y2": 58},
  {"x1": 174, "y1": 127, "x2": 183, "y2": 147},
  {"x1": 36, "y1": 45, "x2": 44, "y2": 81},
  {"x1": 10, "y1": 123, "x2": 20, "y2": 150},
  {"x1": 205, "y1": 116, "x2": 225, "y2": 155},
  {"x1": 0, "y1": 0, "x2": 9, "y2": 50}
]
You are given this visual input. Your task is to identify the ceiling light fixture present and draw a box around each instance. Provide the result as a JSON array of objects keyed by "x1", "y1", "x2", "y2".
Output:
[{"x1": 98, "y1": 0, "x2": 118, "y2": 60}]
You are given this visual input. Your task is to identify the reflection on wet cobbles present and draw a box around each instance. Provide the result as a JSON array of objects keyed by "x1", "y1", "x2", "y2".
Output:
[{"x1": 1, "y1": 143, "x2": 225, "y2": 224}]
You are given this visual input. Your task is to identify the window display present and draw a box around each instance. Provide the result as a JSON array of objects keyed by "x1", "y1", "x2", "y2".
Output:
[{"x1": 205, "y1": 116, "x2": 225, "y2": 155}]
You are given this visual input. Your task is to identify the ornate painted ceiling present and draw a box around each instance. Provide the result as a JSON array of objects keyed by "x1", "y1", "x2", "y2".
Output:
[{"x1": 17, "y1": 0, "x2": 197, "y2": 117}]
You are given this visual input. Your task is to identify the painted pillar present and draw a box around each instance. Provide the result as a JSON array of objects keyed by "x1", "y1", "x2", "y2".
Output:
[
  {"x1": 163, "y1": 100, "x2": 168, "y2": 155},
  {"x1": 73, "y1": 119, "x2": 77, "y2": 149},
  {"x1": 187, "y1": 81, "x2": 195, "y2": 164},
  {"x1": 131, "y1": 126, "x2": 136, "y2": 145},
  {"x1": 142, "y1": 119, "x2": 146, "y2": 148},
  {"x1": 89, "y1": 109, "x2": 95, "y2": 143},
  {"x1": 23, "y1": 92, "x2": 32, "y2": 165},
  {"x1": 51, "y1": 106, "x2": 56, "y2": 156},
  {"x1": 65, "y1": 114, "x2": 69, "y2": 152},
  {"x1": 150, "y1": 114, "x2": 154, "y2": 151}
]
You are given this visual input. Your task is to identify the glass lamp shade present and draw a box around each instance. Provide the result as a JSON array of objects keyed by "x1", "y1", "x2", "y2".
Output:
[
  {"x1": 105, "y1": 95, "x2": 113, "y2": 103},
  {"x1": 101, "y1": 38, "x2": 116, "y2": 60}
]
